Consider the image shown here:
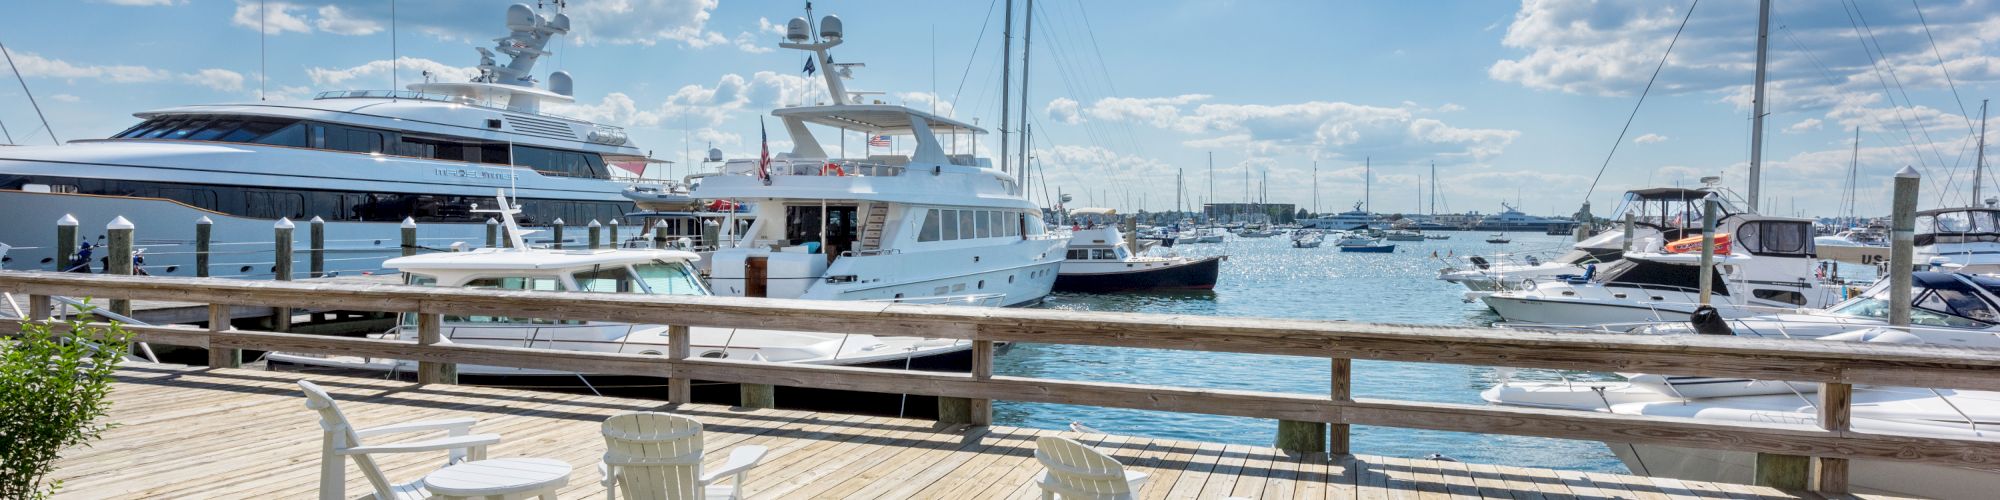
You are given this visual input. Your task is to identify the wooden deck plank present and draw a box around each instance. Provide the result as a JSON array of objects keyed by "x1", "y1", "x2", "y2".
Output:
[{"x1": 45, "y1": 365, "x2": 1819, "y2": 500}]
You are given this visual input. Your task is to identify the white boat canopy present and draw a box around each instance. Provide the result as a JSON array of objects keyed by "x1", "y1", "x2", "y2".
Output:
[
  {"x1": 1068, "y1": 207, "x2": 1118, "y2": 216},
  {"x1": 773, "y1": 104, "x2": 986, "y2": 135}
]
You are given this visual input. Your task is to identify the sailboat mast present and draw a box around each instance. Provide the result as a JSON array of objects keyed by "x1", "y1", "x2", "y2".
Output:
[
  {"x1": 1848, "y1": 126, "x2": 1860, "y2": 224},
  {"x1": 1312, "y1": 160, "x2": 1319, "y2": 216},
  {"x1": 1977, "y1": 99, "x2": 1989, "y2": 207},
  {"x1": 1429, "y1": 161, "x2": 1437, "y2": 216},
  {"x1": 1015, "y1": 0, "x2": 1034, "y2": 185},
  {"x1": 997, "y1": 0, "x2": 1014, "y2": 175},
  {"x1": 1747, "y1": 0, "x2": 1771, "y2": 212},
  {"x1": 1364, "y1": 156, "x2": 1371, "y2": 214}
]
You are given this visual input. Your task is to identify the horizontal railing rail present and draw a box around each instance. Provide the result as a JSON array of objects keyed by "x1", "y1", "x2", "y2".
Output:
[{"x1": 3, "y1": 270, "x2": 1998, "y2": 491}]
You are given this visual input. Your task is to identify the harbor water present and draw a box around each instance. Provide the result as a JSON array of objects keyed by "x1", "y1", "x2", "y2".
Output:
[{"x1": 996, "y1": 231, "x2": 1628, "y2": 473}]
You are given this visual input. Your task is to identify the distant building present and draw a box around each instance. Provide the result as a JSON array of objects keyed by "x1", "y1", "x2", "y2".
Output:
[{"x1": 1203, "y1": 203, "x2": 1297, "y2": 224}]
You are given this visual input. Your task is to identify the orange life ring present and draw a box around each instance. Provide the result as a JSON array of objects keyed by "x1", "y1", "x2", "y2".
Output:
[{"x1": 821, "y1": 163, "x2": 847, "y2": 176}]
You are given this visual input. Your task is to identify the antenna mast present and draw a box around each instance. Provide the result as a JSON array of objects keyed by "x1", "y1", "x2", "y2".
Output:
[
  {"x1": 1015, "y1": 0, "x2": 1034, "y2": 181},
  {"x1": 1977, "y1": 99, "x2": 1989, "y2": 207},
  {"x1": 997, "y1": 0, "x2": 1015, "y2": 175}
]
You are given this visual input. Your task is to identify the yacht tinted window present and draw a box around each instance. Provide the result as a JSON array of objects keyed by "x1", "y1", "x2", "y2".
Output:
[
  {"x1": 573, "y1": 265, "x2": 641, "y2": 293},
  {"x1": 959, "y1": 211, "x2": 977, "y2": 239},
  {"x1": 139, "y1": 119, "x2": 187, "y2": 138},
  {"x1": 634, "y1": 261, "x2": 704, "y2": 295},
  {"x1": 919, "y1": 209, "x2": 941, "y2": 242},
  {"x1": 975, "y1": 210, "x2": 992, "y2": 238},
  {"x1": 185, "y1": 120, "x2": 242, "y2": 141},
  {"x1": 941, "y1": 210, "x2": 960, "y2": 240},
  {"x1": 252, "y1": 122, "x2": 307, "y2": 147}
]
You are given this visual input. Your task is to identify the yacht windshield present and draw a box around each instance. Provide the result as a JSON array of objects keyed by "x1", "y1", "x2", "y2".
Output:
[
  {"x1": 1830, "y1": 285, "x2": 1995, "y2": 328},
  {"x1": 573, "y1": 265, "x2": 644, "y2": 293},
  {"x1": 634, "y1": 261, "x2": 705, "y2": 295}
]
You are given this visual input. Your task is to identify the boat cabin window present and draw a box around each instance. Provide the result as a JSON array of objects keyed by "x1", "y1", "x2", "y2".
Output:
[
  {"x1": 1733, "y1": 221, "x2": 1814, "y2": 257},
  {"x1": 0, "y1": 174, "x2": 630, "y2": 226},
  {"x1": 634, "y1": 261, "x2": 705, "y2": 295},
  {"x1": 784, "y1": 205, "x2": 858, "y2": 254},
  {"x1": 920, "y1": 210, "x2": 944, "y2": 242},
  {"x1": 1597, "y1": 259, "x2": 1728, "y2": 295},
  {"x1": 573, "y1": 265, "x2": 643, "y2": 293},
  {"x1": 1832, "y1": 285, "x2": 1994, "y2": 328},
  {"x1": 111, "y1": 114, "x2": 614, "y2": 180},
  {"x1": 1066, "y1": 249, "x2": 1089, "y2": 260},
  {"x1": 444, "y1": 276, "x2": 574, "y2": 324}
]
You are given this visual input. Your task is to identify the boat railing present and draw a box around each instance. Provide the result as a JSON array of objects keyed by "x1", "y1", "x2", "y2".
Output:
[
  {"x1": 725, "y1": 158, "x2": 906, "y2": 177},
  {"x1": 10, "y1": 270, "x2": 2000, "y2": 491}
]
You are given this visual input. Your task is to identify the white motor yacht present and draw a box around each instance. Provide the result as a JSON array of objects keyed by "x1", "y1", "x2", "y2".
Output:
[
  {"x1": 693, "y1": 13, "x2": 1065, "y2": 306},
  {"x1": 266, "y1": 195, "x2": 972, "y2": 389},
  {"x1": 1481, "y1": 215, "x2": 1839, "y2": 326},
  {"x1": 1914, "y1": 207, "x2": 2000, "y2": 274},
  {"x1": 0, "y1": 3, "x2": 658, "y2": 278},
  {"x1": 1438, "y1": 187, "x2": 1727, "y2": 298}
]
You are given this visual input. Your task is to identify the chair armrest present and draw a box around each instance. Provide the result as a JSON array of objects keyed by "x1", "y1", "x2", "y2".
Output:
[
  {"x1": 340, "y1": 433, "x2": 501, "y2": 455},
  {"x1": 355, "y1": 417, "x2": 479, "y2": 438},
  {"x1": 599, "y1": 462, "x2": 618, "y2": 487},
  {"x1": 1125, "y1": 470, "x2": 1150, "y2": 487},
  {"x1": 698, "y1": 445, "x2": 768, "y2": 484}
]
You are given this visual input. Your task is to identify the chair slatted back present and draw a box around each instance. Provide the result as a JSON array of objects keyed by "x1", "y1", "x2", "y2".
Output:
[
  {"x1": 299, "y1": 380, "x2": 398, "y2": 498},
  {"x1": 603, "y1": 412, "x2": 705, "y2": 500},
  {"x1": 1036, "y1": 436, "x2": 1135, "y2": 499}
]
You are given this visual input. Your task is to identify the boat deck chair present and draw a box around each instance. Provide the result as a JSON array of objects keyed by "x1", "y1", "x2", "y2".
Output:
[
  {"x1": 1035, "y1": 436, "x2": 1150, "y2": 500},
  {"x1": 298, "y1": 380, "x2": 502, "y2": 500},
  {"x1": 600, "y1": 411, "x2": 768, "y2": 500}
]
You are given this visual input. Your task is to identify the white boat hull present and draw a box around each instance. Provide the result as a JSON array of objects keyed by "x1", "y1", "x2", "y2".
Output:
[{"x1": 1609, "y1": 442, "x2": 2000, "y2": 499}]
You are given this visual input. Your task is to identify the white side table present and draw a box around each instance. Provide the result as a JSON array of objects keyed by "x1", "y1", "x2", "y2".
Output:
[{"x1": 425, "y1": 457, "x2": 573, "y2": 500}]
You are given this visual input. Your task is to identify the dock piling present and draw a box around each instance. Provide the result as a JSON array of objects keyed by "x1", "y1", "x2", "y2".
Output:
[
  {"x1": 105, "y1": 216, "x2": 133, "y2": 317},
  {"x1": 608, "y1": 219, "x2": 620, "y2": 248},
  {"x1": 485, "y1": 218, "x2": 498, "y2": 248},
  {"x1": 400, "y1": 217, "x2": 417, "y2": 257},
  {"x1": 552, "y1": 218, "x2": 566, "y2": 250},
  {"x1": 588, "y1": 220, "x2": 602, "y2": 250},
  {"x1": 271, "y1": 218, "x2": 293, "y2": 333},
  {"x1": 1698, "y1": 195, "x2": 1717, "y2": 306},
  {"x1": 55, "y1": 214, "x2": 77, "y2": 272},
  {"x1": 195, "y1": 216, "x2": 211, "y2": 278},
  {"x1": 308, "y1": 216, "x2": 325, "y2": 278}
]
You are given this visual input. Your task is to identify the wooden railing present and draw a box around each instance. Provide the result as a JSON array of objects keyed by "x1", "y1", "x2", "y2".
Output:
[{"x1": 6, "y1": 271, "x2": 2000, "y2": 494}]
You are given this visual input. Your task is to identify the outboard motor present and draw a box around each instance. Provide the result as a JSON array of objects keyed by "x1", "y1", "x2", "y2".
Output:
[{"x1": 1688, "y1": 305, "x2": 1733, "y2": 335}]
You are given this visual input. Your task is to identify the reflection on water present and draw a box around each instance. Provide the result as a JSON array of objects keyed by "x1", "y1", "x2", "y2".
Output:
[{"x1": 997, "y1": 231, "x2": 1627, "y2": 472}]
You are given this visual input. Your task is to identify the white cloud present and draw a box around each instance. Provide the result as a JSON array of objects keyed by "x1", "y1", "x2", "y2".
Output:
[
  {"x1": 7, "y1": 51, "x2": 242, "y2": 93},
  {"x1": 96, "y1": 0, "x2": 181, "y2": 6},
  {"x1": 49, "y1": 94, "x2": 81, "y2": 103},
  {"x1": 1786, "y1": 118, "x2": 1823, "y2": 133},
  {"x1": 1083, "y1": 95, "x2": 1519, "y2": 162},
  {"x1": 305, "y1": 57, "x2": 479, "y2": 87},
  {"x1": 565, "y1": 0, "x2": 728, "y2": 47},
  {"x1": 314, "y1": 5, "x2": 383, "y2": 36},
  {"x1": 733, "y1": 32, "x2": 773, "y2": 54},
  {"x1": 182, "y1": 68, "x2": 245, "y2": 92},
  {"x1": 1633, "y1": 133, "x2": 1668, "y2": 144},
  {"x1": 231, "y1": 0, "x2": 312, "y2": 35},
  {"x1": 1046, "y1": 97, "x2": 1082, "y2": 124}
]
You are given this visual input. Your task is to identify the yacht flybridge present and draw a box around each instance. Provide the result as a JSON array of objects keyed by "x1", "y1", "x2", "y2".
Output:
[
  {"x1": 0, "y1": 3, "x2": 651, "y2": 277},
  {"x1": 695, "y1": 13, "x2": 1065, "y2": 306}
]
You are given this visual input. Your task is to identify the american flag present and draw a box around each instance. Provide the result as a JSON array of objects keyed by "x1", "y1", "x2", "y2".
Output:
[
  {"x1": 757, "y1": 118, "x2": 772, "y2": 186},
  {"x1": 867, "y1": 135, "x2": 891, "y2": 147}
]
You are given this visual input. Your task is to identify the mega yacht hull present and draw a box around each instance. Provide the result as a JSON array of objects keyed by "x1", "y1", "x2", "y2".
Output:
[
  {"x1": 1054, "y1": 255, "x2": 1223, "y2": 292},
  {"x1": 1608, "y1": 442, "x2": 1999, "y2": 500}
]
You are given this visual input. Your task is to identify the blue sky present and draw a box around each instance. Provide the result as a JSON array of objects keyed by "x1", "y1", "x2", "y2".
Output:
[{"x1": 4, "y1": 0, "x2": 1997, "y2": 218}]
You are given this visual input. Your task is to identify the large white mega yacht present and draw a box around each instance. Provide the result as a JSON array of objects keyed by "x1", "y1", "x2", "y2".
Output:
[
  {"x1": 695, "y1": 13, "x2": 1065, "y2": 307},
  {"x1": 0, "y1": 3, "x2": 646, "y2": 277}
]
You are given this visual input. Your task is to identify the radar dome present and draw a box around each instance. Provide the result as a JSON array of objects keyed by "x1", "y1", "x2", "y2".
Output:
[
  {"x1": 819, "y1": 15, "x2": 843, "y2": 40},
  {"x1": 707, "y1": 148, "x2": 724, "y2": 162},
  {"x1": 786, "y1": 17, "x2": 810, "y2": 42},
  {"x1": 547, "y1": 13, "x2": 571, "y2": 33},
  {"x1": 505, "y1": 4, "x2": 537, "y2": 31},
  {"x1": 548, "y1": 71, "x2": 573, "y2": 96}
]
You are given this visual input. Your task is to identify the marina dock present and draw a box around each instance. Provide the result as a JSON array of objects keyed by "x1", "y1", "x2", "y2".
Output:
[{"x1": 62, "y1": 364, "x2": 1878, "y2": 499}]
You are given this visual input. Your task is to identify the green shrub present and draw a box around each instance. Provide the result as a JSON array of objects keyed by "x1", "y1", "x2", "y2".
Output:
[{"x1": 0, "y1": 307, "x2": 132, "y2": 500}]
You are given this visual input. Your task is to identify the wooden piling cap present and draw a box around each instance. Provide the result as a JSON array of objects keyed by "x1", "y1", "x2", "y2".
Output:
[
  {"x1": 106, "y1": 216, "x2": 133, "y2": 230},
  {"x1": 274, "y1": 217, "x2": 295, "y2": 230},
  {"x1": 58, "y1": 214, "x2": 78, "y2": 226}
]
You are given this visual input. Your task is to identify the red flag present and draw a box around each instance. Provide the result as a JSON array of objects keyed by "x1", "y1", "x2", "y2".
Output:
[
  {"x1": 757, "y1": 117, "x2": 772, "y2": 186},
  {"x1": 610, "y1": 161, "x2": 648, "y2": 176}
]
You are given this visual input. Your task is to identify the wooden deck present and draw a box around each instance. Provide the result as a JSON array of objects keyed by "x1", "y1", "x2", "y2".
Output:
[{"x1": 51, "y1": 364, "x2": 1895, "y2": 499}]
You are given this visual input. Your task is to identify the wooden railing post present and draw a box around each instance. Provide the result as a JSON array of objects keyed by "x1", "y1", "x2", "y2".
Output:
[
  {"x1": 1331, "y1": 357, "x2": 1352, "y2": 455},
  {"x1": 400, "y1": 217, "x2": 418, "y2": 257},
  {"x1": 1280, "y1": 357, "x2": 1343, "y2": 456},
  {"x1": 971, "y1": 340, "x2": 994, "y2": 425},
  {"x1": 55, "y1": 214, "x2": 76, "y2": 272},
  {"x1": 588, "y1": 220, "x2": 602, "y2": 249},
  {"x1": 667, "y1": 325, "x2": 691, "y2": 404},
  {"x1": 27, "y1": 294, "x2": 50, "y2": 321},
  {"x1": 105, "y1": 217, "x2": 133, "y2": 318},
  {"x1": 416, "y1": 312, "x2": 455, "y2": 384},
  {"x1": 206, "y1": 304, "x2": 238, "y2": 369},
  {"x1": 195, "y1": 216, "x2": 212, "y2": 278},
  {"x1": 740, "y1": 382, "x2": 775, "y2": 409},
  {"x1": 1813, "y1": 382, "x2": 1852, "y2": 493},
  {"x1": 271, "y1": 219, "x2": 293, "y2": 333},
  {"x1": 308, "y1": 216, "x2": 325, "y2": 278}
]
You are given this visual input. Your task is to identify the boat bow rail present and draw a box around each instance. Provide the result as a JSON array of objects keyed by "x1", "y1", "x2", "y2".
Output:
[{"x1": 6, "y1": 270, "x2": 2000, "y2": 491}]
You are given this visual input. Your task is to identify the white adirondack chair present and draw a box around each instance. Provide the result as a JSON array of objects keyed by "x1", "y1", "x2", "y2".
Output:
[
  {"x1": 1035, "y1": 436, "x2": 1150, "y2": 500},
  {"x1": 298, "y1": 380, "x2": 503, "y2": 500},
  {"x1": 599, "y1": 411, "x2": 768, "y2": 500}
]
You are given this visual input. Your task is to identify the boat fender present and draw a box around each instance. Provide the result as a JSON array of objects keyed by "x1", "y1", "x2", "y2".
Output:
[
  {"x1": 1521, "y1": 278, "x2": 1537, "y2": 291},
  {"x1": 821, "y1": 162, "x2": 847, "y2": 176},
  {"x1": 1688, "y1": 305, "x2": 1733, "y2": 335}
]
